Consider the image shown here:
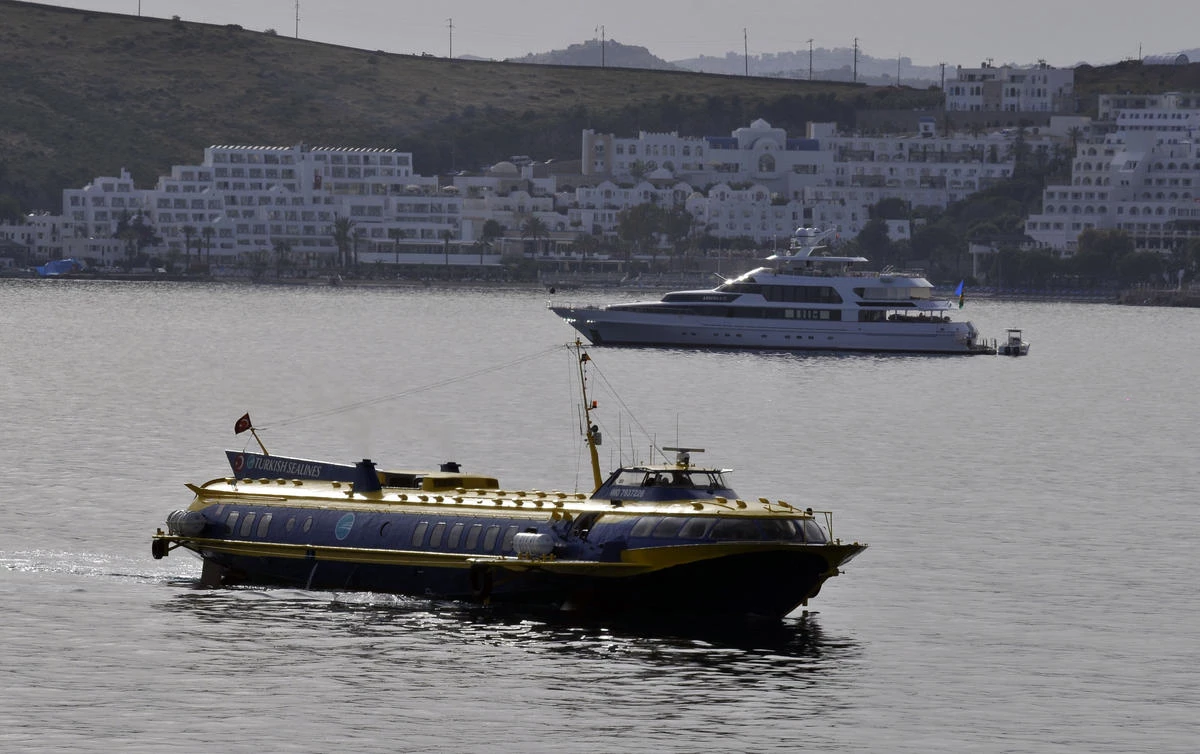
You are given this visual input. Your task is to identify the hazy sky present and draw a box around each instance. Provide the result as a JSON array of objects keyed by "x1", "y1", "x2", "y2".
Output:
[{"x1": 43, "y1": 0, "x2": 1197, "y2": 67}]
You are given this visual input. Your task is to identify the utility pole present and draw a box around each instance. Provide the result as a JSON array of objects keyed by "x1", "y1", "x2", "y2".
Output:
[
  {"x1": 807, "y1": 38, "x2": 813, "y2": 80},
  {"x1": 853, "y1": 38, "x2": 858, "y2": 82},
  {"x1": 596, "y1": 25, "x2": 605, "y2": 67},
  {"x1": 294, "y1": 1, "x2": 299, "y2": 38},
  {"x1": 897, "y1": 53, "x2": 901, "y2": 86},
  {"x1": 744, "y1": 28, "x2": 749, "y2": 76},
  {"x1": 447, "y1": 18, "x2": 453, "y2": 59},
  {"x1": 939, "y1": 61, "x2": 947, "y2": 91}
]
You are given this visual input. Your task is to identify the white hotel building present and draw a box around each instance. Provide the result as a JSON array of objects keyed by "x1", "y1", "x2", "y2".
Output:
[
  {"x1": 7, "y1": 117, "x2": 1068, "y2": 267},
  {"x1": 944, "y1": 62, "x2": 1074, "y2": 113},
  {"x1": 580, "y1": 118, "x2": 1024, "y2": 242},
  {"x1": 1025, "y1": 93, "x2": 1200, "y2": 252}
]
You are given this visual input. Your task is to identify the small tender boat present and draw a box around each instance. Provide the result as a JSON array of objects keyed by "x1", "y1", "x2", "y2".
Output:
[
  {"x1": 997, "y1": 328, "x2": 1030, "y2": 356},
  {"x1": 151, "y1": 343, "x2": 866, "y2": 620}
]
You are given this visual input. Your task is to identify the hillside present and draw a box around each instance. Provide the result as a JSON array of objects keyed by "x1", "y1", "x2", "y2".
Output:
[{"x1": 0, "y1": 0, "x2": 937, "y2": 213}]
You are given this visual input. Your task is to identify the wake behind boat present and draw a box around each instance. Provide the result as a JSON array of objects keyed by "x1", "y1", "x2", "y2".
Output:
[
  {"x1": 151, "y1": 344, "x2": 866, "y2": 621},
  {"x1": 551, "y1": 226, "x2": 996, "y2": 355}
]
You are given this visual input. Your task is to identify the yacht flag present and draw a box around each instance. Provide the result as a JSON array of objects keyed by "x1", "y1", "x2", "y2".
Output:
[{"x1": 954, "y1": 280, "x2": 965, "y2": 309}]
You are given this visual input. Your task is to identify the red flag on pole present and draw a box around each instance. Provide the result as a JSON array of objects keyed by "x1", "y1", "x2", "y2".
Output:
[{"x1": 234, "y1": 413, "x2": 252, "y2": 434}]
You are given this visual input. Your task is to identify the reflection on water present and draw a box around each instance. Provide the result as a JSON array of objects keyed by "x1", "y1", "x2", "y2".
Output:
[{"x1": 158, "y1": 583, "x2": 859, "y2": 680}]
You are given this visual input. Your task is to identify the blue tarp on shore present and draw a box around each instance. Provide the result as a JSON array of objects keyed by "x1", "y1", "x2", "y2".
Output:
[{"x1": 35, "y1": 258, "x2": 84, "y2": 277}]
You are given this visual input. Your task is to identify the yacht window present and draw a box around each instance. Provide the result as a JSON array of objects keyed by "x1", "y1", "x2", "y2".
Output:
[
  {"x1": 631, "y1": 517, "x2": 661, "y2": 537},
  {"x1": 465, "y1": 524, "x2": 483, "y2": 549},
  {"x1": 678, "y1": 518, "x2": 713, "y2": 539},
  {"x1": 447, "y1": 522, "x2": 464, "y2": 548},
  {"x1": 411, "y1": 521, "x2": 429, "y2": 547},
  {"x1": 711, "y1": 518, "x2": 762, "y2": 540},
  {"x1": 652, "y1": 517, "x2": 686, "y2": 538},
  {"x1": 482, "y1": 525, "x2": 501, "y2": 551},
  {"x1": 429, "y1": 522, "x2": 446, "y2": 548}
]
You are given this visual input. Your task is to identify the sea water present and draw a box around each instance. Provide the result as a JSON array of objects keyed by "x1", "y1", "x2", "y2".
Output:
[{"x1": 1, "y1": 279, "x2": 1197, "y2": 753}]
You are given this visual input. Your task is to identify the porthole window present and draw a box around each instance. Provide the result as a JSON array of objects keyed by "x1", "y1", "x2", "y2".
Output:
[
  {"x1": 411, "y1": 521, "x2": 429, "y2": 547},
  {"x1": 429, "y1": 522, "x2": 446, "y2": 548},
  {"x1": 465, "y1": 524, "x2": 483, "y2": 550}
]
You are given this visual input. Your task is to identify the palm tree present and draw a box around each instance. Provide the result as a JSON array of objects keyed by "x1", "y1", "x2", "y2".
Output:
[
  {"x1": 273, "y1": 239, "x2": 292, "y2": 277},
  {"x1": 440, "y1": 228, "x2": 453, "y2": 269},
  {"x1": 200, "y1": 226, "x2": 215, "y2": 271},
  {"x1": 330, "y1": 215, "x2": 354, "y2": 270},
  {"x1": 520, "y1": 215, "x2": 550, "y2": 257},
  {"x1": 387, "y1": 228, "x2": 402, "y2": 264},
  {"x1": 480, "y1": 218, "x2": 502, "y2": 266},
  {"x1": 181, "y1": 224, "x2": 196, "y2": 272}
]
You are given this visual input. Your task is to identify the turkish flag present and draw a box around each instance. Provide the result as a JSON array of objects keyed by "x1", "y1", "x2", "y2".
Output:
[{"x1": 234, "y1": 413, "x2": 252, "y2": 434}]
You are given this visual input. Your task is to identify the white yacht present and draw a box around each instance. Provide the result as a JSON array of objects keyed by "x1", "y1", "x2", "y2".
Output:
[{"x1": 551, "y1": 227, "x2": 995, "y2": 355}]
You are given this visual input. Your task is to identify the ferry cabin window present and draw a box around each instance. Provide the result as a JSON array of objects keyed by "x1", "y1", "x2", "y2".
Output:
[
  {"x1": 239, "y1": 512, "x2": 257, "y2": 538},
  {"x1": 502, "y1": 525, "x2": 518, "y2": 552},
  {"x1": 678, "y1": 518, "x2": 713, "y2": 539},
  {"x1": 226, "y1": 511, "x2": 239, "y2": 535},
  {"x1": 652, "y1": 517, "x2": 687, "y2": 538},
  {"x1": 630, "y1": 516, "x2": 661, "y2": 537},
  {"x1": 465, "y1": 524, "x2": 483, "y2": 550},
  {"x1": 613, "y1": 470, "x2": 649, "y2": 487},
  {"x1": 447, "y1": 523, "x2": 464, "y2": 548},
  {"x1": 302, "y1": 516, "x2": 313, "y2": 533},
  {"x1": 482, "y1": 525, "x2": 501, "y2": 551},
  {"x1": 256, "y1": 513, "x2": 272, "y2": 538},
  {"x1": 802, "y1": 520, "x2": 827, "y2": 543},
  {"x1": 429, "y1": 522, "x2": 447, "y2": 548},
  {"x1": 411, "y1": 521, "x2": 429, "y2": 547},
  {"x1": 711, "y1": 518, "x2": 762, "y2": 540},
  {"x1": 285, "y1": 516, "x2": 296, "y2": 534}
]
